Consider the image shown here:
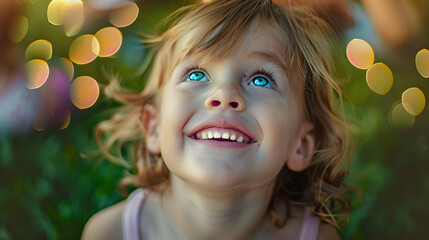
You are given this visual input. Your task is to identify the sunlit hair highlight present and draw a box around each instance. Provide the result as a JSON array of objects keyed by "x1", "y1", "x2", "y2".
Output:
[{"x1": 96, "y1": 0, "x2": 353, "y2": 229}]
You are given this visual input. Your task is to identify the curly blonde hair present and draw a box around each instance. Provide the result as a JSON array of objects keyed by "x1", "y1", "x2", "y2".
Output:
[{"x1": 96, "y1": 0, "x2": 352, "y2": 229}]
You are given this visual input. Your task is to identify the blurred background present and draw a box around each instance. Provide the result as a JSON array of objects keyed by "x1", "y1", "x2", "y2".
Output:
[{"x1": 0, "y1": 0, "x2": 428, "y2": 239}]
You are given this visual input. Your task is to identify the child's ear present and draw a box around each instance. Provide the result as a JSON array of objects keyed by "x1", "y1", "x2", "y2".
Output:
[
  {"x1": 141, "y1": 104, "x2": 161, "y2": 154},
  {"x1": 286, "y1": 123, "x2": 315, "y2": 172}
]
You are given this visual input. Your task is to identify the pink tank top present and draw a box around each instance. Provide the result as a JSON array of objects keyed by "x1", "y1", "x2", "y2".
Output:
[{"x1": 122, "y1": 189, "x2": 320, "y2": 240}]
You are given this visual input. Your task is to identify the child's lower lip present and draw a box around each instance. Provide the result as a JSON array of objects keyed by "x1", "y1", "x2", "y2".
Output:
[{"x1": 189, "y1": 138, "x2": 255, "y2": 148}]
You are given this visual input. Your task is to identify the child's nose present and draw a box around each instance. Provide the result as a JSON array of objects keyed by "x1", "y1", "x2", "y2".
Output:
[{"x1": 204, "y1": 86, "x2": 246, "y2": 112}]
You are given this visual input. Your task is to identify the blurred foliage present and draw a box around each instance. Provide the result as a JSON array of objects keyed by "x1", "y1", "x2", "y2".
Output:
[
  {"x1": 0, "y1": 0, "x2": 428, "y2": 239},
  {"x1": 0, "y1": 111, "x2": 124, "y2": 240},
  {"x1": 334, "y1": 27, "x2": 429, "y2": 237}
]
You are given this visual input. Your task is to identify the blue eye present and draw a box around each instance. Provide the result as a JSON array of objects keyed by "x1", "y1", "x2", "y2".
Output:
[
  {"x1": 249, "y1": 76, "x2": 273, "y2": 89},
  {"x1": 187, "y1": 71, "x2": 208, "y2": 82}
]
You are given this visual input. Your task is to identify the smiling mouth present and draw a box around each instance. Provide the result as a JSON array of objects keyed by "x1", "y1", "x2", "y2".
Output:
[{"x1": 189, "y1": 128, "x2": 256, "y2": 144}]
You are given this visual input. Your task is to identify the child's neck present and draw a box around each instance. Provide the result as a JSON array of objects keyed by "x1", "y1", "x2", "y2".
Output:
[{"x1": 162, "y1": 175, "x2": 276, "y2": 240}]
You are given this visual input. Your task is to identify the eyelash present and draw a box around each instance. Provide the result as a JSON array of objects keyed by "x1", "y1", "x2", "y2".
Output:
[
  {"x1": 182, "y1": 66, "x2": 277, "y2": 88},
  {"x1": 249, "y1": 69, "x2": 278, "y2": 89},
  {"x1": 183, "y1": 65, "x2": 209, "y2": 80}
]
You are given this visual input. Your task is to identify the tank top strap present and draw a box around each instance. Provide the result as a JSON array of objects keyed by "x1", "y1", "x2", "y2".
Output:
[
  {"x1": 123, "y1": 188, "x2": 146, "y2": 240},
  {"x1": 299, "y1": 206, "x2": 320, "y2": 240}
]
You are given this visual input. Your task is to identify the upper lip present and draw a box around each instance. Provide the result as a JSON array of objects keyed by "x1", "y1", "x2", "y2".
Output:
[{"x1": 187, "y1": 118, "x2": 257, "y2": 142}]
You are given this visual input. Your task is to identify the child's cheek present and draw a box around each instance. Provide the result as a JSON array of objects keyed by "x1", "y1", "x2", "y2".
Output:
[{"x1": 255, "y1": 101, "x2": 300, "y2": 160}]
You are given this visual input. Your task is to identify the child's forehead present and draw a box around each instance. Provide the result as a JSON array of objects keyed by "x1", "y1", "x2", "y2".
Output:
[
  {"x1": 157, "y1": 8, "x2": 308, "y2": 92},
  {"x1": 178, "y1": 19, "x2": 290, "y2": 67}
]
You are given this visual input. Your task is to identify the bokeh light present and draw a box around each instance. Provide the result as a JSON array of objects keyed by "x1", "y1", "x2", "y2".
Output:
[
  {"x1": 47, "y1": 0, "x2": 84, "y2": 36},
  {"x1": 69, "y1": 34, "x2": 100, "y2": 65},
  {"x1": 25, "y1": 59, "x2": 50, "y2": 89},
  {"x1": 402, "y1": 87, "x2": 426, "y2": 116},
  {"x1": 59, "y1": 57, "x2": 74, "y2": 80},
  {"x1": 109, "y1": 1, "x2": 139, "y2": 28},
  {"x1": 47, "y1": 0, "x2": 67, "y2": 26},
  {"x1": 25, "y1": 39, "x2": 53, "y2": 61},
  {"x1": 7, "y1": 15, "x2": 28, "y2": 43},
  {"x1": 95, "y1": 27, "x2": 123, "y2": 57},
  {"x1": 346, "y1": 39, "x2": 375, "y2": 70},
  {"x1": 62, "y1": 0, "x2": 84, "y2": 36},
  {"x1": 415, "y1": 49, "x2": 429, "y2": 78},
  {"x1": 389, "y1": 101, "x2": 415, "y2": 128},
  {"x1": 70, "y1": 76, "x2": 100, "y2": 109},
  {"x1": 60, "y1": 111, "x2": 71, "y2": 130},
  {"x1": 366, "y1": 62, "x2": 393, "y2": 95}
]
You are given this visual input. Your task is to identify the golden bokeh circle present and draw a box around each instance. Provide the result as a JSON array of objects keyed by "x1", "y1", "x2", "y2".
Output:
[
  {"x1": 366, "y1": 62, "x2": 393, "y2": 95},
  {"x1": 69, "y1": 34, "x2": 100, "y2": 65},
  {"x1": 109, "y1": 1, "x2": 139, "y2": 28},
  {"x1": 346, "y1": 39, "x2": 375, "y2": 70},
  {"x1": 8, "y1": 15, "x2": 28, "y2": 43},
  {"x1": 62, "y1": 0, "x2": 85, "y2": 36},
  {"x1": 402, "y1": 87, "x2": 426, "y2": 116},
  {"x1": 95, "y1": 27, "x2": 123, "y2": 57},
  {"x1": 25, "y1": 39, "x2": 53, "y2": 61},
  {"x1": 47, "y1": 0, "x2": 67, "y2": 26},
  {"x1": 389, "y1": 101, "x2": 415, "y2": 128},
  {"x1": 70, "y1": 76, "x2": 100, "y2": 109},
  {"x1": 415, "y1": 49, "x2": 429, "y2": 78},
  {"x1": 25, "y1": 59, "x2": 50, "y2": 89}
]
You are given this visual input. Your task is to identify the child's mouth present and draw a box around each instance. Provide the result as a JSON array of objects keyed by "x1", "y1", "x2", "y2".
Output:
[{"x1": 189, "y1": 128, "x2": 255, "y2": 144}]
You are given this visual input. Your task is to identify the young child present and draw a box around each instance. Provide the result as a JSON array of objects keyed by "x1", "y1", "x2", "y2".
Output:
[{"x1": 82, "y1": 0, "x2": 352, "y2": 239}]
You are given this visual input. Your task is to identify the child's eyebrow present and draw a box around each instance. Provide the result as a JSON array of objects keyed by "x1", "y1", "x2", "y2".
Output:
[{"x1": 248, "y1": 51, "x2": 287, "y2": 72}]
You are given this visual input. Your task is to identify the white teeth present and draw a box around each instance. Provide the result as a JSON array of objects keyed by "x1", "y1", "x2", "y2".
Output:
[
  {"x1": 213, "y1": 132, "x2": 221, "y2": 139},
  {"x1": 194, "y1": 129, "x2": 252, "y2": 143},
  {"x1": 230, "y1": 134, "x2": 237, "y2": 141}
]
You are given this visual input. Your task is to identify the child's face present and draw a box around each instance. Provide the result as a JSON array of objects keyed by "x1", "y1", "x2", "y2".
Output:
[{"x1": 152, "y1": 21, "x2": 311, "y2": 190}]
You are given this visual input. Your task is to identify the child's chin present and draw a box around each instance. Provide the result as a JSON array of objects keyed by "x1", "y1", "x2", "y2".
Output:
[{"x1": 176, "y1": 168, "x2": 248, "y2": 191}]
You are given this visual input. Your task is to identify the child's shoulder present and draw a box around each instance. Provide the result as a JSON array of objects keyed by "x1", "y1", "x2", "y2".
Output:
[{"x1": 81, "y1": 200, "x2": 127, "y2": 240}]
